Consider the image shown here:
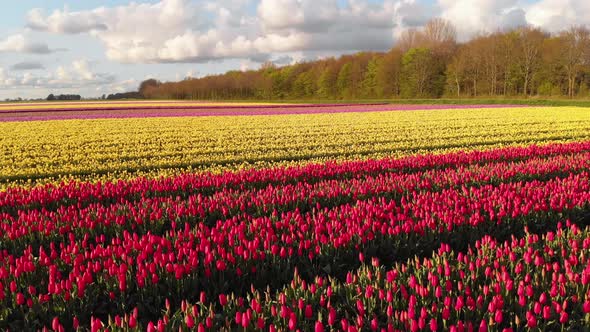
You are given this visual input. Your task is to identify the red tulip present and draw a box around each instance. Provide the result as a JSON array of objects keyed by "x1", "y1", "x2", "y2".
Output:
[
  {"x1": 494, "y1": 310, "x2": 503, "y2": 324},
  {"x1": 429, "y1": 318, "x2": 438, "y2": 331},
  {"x1": 328, "y1": 307, "x2": 337, "y2": 326},
  {"x1": 526, "y1": 311, "x2": 537, "y2": 328},
  {"x1": 219, "y1": 294, "x2": 228, "y2": 306},
  {"x1": 341, "y1": 318, "x2": 349, "y2": 331},
  {"x1": 199, "y1": 291, "x2": 206, "y2": 303},
  {"x1": 315, "y1": 321, "x2": 325, "y2": 332},
  {"x1": 72, "y1": 317, "x2": 79, "y2": 330},
  {"x1": 52, "y1": 317, "x2": 60, "y2": 331},
  {"x1": 371, "y1": 317, "x2": 379, "y2": 331},
  {"x1": 305, "y1": 304, "x2": 313, "y2": 318},
  {"x1": 288, "y1": 313, "x2": 297, "y2": 331},
  {"x1": 16, "y1": 293, "x2": 25, "y2": 306},
  {"x1": 543, "y1": 306, "x2": 551, "y2": 320},
  {"x1": 186, "y1": 314, "x2": 195, "y2": 328},
  {"x1": 478, "y1": 319, "x2": 487, "y2": 332},
  {"x1": 559, "y1": 312, "x2": 569, "y2": 324}
]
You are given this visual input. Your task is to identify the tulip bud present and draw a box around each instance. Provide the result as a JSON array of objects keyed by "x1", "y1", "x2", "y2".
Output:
[
  {"x1": 200, "y1": 291, "x2": 206, "y2": 303},
  {"x1": 543, "y1": 306, "x2": 551, "y2": 320},
  {"x1": 52, "y1": 317, "x2": 60, "y2": 331},
  {"x1": 559, "y1": 311, "x2": 568, "y2": 324},
  {"x1": 16, "y1": 293, "x2": 25, "y2": 306},
  {"x1": 315, "y1": 321, "x2": 325, "y2": 332},
  {"x1": 288, "y1": 313, "x2": 297, "y2": 331},
  {"x1": 494, "y1": 310, "x2": 503, "y2": 324},
  {"x1": 430, "y1": 318, "x2": 437, "y2": 332},
  {"x1": 328, "y1": 307, "x2": 337, "y2": 326},
  {"x1": 341, "y1": 318, "x2": 349, "y2": 331},
  {"x1": 185, "y1": 315, "x2": 195, "y2": 328},
  {"x1": 305, "y1": 304, "x2": 313, "y2": 319},
  {"x1": 371, "y1": 317, "x2": 378, "y2": 331}
]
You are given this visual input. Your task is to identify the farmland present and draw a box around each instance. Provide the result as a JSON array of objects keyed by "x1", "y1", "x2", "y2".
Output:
[{"x1": 2, "y1": 102, "x2": 590, "y2": 331}]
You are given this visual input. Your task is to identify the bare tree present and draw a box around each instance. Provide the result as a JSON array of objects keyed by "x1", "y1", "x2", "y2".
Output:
[
  {"x1": 422, "y1": 18, "x2": 458, "y2": 57},
  {"x1": 447, "y1": 49, "x2": 467, "y2": 97},
  {"x1": 515, "y1": 26, "x2": 547, "y2": 96},
  {"x1": 558, "y1": 26, "x2": 590, "y2": 97},
  {"x1": 397, "y1": 28, "x2": 424, "y2": 53}
]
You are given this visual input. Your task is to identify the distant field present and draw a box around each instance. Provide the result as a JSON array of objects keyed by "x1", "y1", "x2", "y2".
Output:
[
  {"x1": 4, "y1": 101, "x2": 590, "y2": 331},
  {"x1": 1, "y1": 103, "x2": 588, "y2": 188},
  {"x1": 0, "y1": 102, "x2": 521, "y2": 122},
  {"x1": 0, "y1": 101, "x2": 283, "y2": 110}
]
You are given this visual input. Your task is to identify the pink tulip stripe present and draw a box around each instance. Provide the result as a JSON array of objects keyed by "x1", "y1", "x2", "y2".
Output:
[{"x1": 0, "y1": 104, "x2": 527, "y2": 122}]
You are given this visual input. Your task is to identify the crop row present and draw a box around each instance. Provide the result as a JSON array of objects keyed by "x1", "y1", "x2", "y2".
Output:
[
  {"x1": 2, "y1": 107, "x2": 589, "y2": 188},
  {"x1": 11, "y1": 223, "x2": 590, "y2": 331},
  {"x1": 3, "y1": 140, "x2": 590, "y2": 212},
  {"x1": 2, "y1": 143, "x2": 590, "y2": 247},
  {"x1": 2, "y1": 153, "x2": 590, "y2": 328}
]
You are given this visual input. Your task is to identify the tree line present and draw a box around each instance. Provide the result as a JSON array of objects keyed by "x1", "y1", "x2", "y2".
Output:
[
  {"x1": 139, "y1": 19, "x2": 590, "y2": 100},
  {"x1": 47, "y1": 94, "x2": 82, "y2": 101}
]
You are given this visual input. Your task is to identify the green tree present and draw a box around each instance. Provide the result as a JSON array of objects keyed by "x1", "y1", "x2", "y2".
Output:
[
  {"x1": 400, "y1": 48, "x2": 442, "y2": 98},
  {"x1": 361, "y1": 57, "x2": 379, "y2": 98},
  {"x1": 317, "y1": 64, "x2": 339, "y2": 99},
  {"x1": 292, "y1": 71, "x2": 315, "y2": 98},
  {"x1": 336, "y1": 63, "x2": 353, "y2": 98},
  {"x1": 375, "y1": 49, "x2": 402, "y2": 97}
]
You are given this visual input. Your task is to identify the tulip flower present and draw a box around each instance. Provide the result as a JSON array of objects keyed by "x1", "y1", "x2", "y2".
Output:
[{"x1": 315, "y1": 321, "x2": 325, "y2": 332}]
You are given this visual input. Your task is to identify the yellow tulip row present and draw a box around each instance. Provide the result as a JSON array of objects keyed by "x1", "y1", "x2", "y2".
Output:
[{"x1": 1, "y1": 107, "x2": 590, "y2": 189}]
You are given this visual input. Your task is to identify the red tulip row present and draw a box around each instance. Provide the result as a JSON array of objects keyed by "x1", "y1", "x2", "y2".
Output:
[
  {"x1": 1, "y1": 170, "x2": 590, "y2": 328},
  {"x1": 2, "y1": 147, "x2": 589, "y2": 248},
  {"x1": 3, "y1": 141, "x2": 589, "y2": 212},
  {"x1": 3, "y1": 142, "x2": 590, "y2": 329},
  {"x1": 41, "y1": 222, "x2": 590, "y2": 331}
]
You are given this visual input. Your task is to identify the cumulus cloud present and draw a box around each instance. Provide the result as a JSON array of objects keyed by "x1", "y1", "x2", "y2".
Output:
[
  {"x1": 25, "y1": 0, "x2": 424, "y2": 63},
  {"x1": 10, "y1": 61, "x2": 45, "y2": 71},
  {"x1": 437, "y1": 0, "x2": 528, "y2": 40},
  {"x1": 27, "y1": 7, "x2": 108, "y2": 33},
  {"x1": 22, "y1": 0, "x2": 590, "y2": 64},
  {"x1": 0, "y1": 34, "x2": 55, "y2": 54},
  {"x1": 437, "y1": 0, "x2": 590, "y2": 40},
  {"x1": 97, "y1": 78, "x2": 138, "y2": 93},
  {"x1": 0, "y1": 60, "x2": 115, "y2": 90},
  {"x1": 525, "y1": 0, "x2": 590, "y2": 32}
]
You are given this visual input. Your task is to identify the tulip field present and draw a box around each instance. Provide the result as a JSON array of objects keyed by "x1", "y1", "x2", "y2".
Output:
[{"x1": 3, "y1": 102, "x2": 590, "y2": 331}]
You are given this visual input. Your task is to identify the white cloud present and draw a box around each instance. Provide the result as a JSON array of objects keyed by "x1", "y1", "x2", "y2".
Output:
[
  {"x1": 72, "y1": 60, "x2": 95, "y2": 80},
  {"x1": 437, "y1": 0, "x2": 527, "y2": 40},
  {"x1": 103, "y1": 78, "x2": 138, "y2": 93},
  {"x1": 27, "y1": 7, "x2": 108, "y2": 33},
  {"x1": 21, "y1": 0, "x2": 590, "y2": 65},
  {"x1": 0, "y1": 60, "x2": 115, "y2": 90},
  {"x1": 526, "y1": 0, "x2": 590, "y2": 32},
  {"x1": 0, "y1": 34, "x2": 54, "y2": 54},
  {"x1": 25, "y1": 0, "x2": 425, "y2": 64},
  {"x1": 437, "y1": 0, "x2": 590, "y2": 40}
]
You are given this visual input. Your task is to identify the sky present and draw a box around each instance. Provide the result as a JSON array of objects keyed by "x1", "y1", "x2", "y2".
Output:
[{"x1": 0, "y1": 0, "x2": 588, "y2": 100}]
